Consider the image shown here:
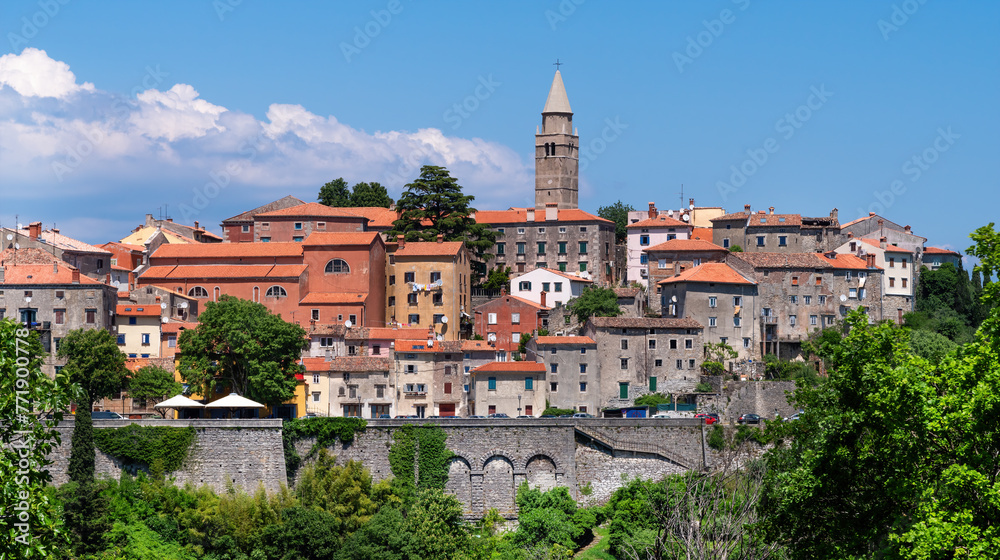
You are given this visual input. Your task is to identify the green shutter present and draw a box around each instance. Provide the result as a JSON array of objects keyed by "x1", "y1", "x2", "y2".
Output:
[
  {"x1": 649, "y1": 377, "x2": 657, "y2": 392},
  {"x1": 619, "y1": 382, "x2": 629, "y2": 399},
  {"x1": 488, "y1": 377, "x2": 496, "y2": 390}
]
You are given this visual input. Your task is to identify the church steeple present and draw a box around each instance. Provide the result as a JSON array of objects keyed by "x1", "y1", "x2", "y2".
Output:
[{"x1": 535, "y1": 69, "x2": 579, "y2": 210}]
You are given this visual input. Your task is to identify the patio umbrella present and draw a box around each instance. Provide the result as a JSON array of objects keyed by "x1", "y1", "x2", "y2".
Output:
[
  {"x1": 205, "y1": 393, "x2": 266, "y2": 418},
  {"x1": 155, "y1": 394, "x2": 206, "y2": 419}
]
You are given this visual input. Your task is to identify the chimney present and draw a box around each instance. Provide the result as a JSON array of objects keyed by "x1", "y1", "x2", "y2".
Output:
[
  {"x1": 106, "y1": 273, "x2": 111, "y2": 285},
  {"x1": 155, "y1": 296, "x2": 161, "y2": 303},
  {"x1": 648, "y1": 202, "x2": 657, "y2": 219},
  {"x1": 904, "y1": 225, "x2": 911, "y2": 233},
  {"x1": 501, "y1": 285, "x2": 506, "y2": 296},
  {"x1": 397, "y1": 237, "x2": 405, "y2": 249},
  {"x1": 194, "y1": 221, "x2": 200, "y2": 230},
  {"x1": 0, "y1": 267, "x2": 4, "y2": 283},
  {"x1": 847, "y1": 232, "x2": 853, "y2": 239},
  {"x1": 51, "y1": 228, "x2": 59, "y2": 234},
  {"x1": 145, "y1": 214, "x2": 155, "y2": 227},
  {"x1": 436, "y1": 233, "x2": 443, "y2": 243},
  {"x1": 545, "y1": 203, "x2": 558, "y2": 221},
  {"x1": 879, "y1": 237, "x2": 887, "y2": 250},
  {"x1": 28, "y1": 222, "x2": 41, "y2": 240},
  {"x1": 869, "y1": 212, "x2": 876, "y2": 217},
  {"x1": 867, "y1": 254, "x2": 876, "y2": 268},
  {"x1": 689, "y1": 198, "x2": 695, "y2": 208},
  {"x1": 830, "y1": 208, "x2": 838, "y2": 220},
  {"x1": 71, "y1": 269, "x2": 80, "y2": 284},
  {"x1": 526, "y1": 208, "x2": 536, "y2": 222},
  {"x1": 166, "y1": 218, "x2": 173, "y2": 223},
  {"x1": 53, "y1": 262, "x2": 58, "y2": 274},
  {"x1": 540, "y1": 291, "x2": 547, "y2": 307},
  {"x1": 744, "y1": 204, "x2": 751, "y2": 213},
  {"x1": 769, "y1": 206, "x2": 775, "y2": 215}
]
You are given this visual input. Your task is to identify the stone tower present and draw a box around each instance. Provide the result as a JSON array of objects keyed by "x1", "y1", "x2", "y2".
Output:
[{"x1": 535, "y1": 70, "x2": 579, "y2": 209}]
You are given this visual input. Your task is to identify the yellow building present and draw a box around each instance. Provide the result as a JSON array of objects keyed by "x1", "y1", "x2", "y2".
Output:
[
  {"x1": 386, "y1": 237, "x2": 471, "y2": 341},
  {"x1": 115, "y1": 304, "x2": 162, "y2": 359}
]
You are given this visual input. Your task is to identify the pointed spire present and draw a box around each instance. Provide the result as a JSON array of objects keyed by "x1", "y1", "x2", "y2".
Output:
[{"x1": 543, "y1": 70, "x2": 572, "y2": 114}]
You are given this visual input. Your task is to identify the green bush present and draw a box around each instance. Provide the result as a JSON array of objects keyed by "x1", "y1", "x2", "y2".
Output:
[
  {"x1": 542, "y1": 407, "x2": 575, "y2": 416},
  {"x1": 701, "y1": 361, "x2": 724, "y2": 376},
  {"x1": 634, "y1": 393, "x2": 671, "y2": 407},
  {"x1": 283, "y1": 417, "x2": 367, "y2": 477},
  {"x1": 94, "y1": 425, "x2": 197, "y2": 474},
  {"x1": 695, "y1": 382, "x2": 713, "y2": 393},
  {"x1": 708, "y1": 425, "x2": 725, "y2": 450}
]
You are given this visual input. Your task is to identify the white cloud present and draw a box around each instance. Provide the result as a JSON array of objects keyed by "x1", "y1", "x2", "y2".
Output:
[
  {"x1": 129, "y1": 84, "x2": 227, "y2": 141},
  {"x1": 0, "y1": 48, "x2": 94, "y2": 99}
]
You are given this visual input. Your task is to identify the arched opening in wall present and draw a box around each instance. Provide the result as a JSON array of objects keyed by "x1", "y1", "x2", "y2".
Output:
[
  {"x1": 482, "y1": 455, "x2": 515, "y2": 515},
  {"x1": 213, "y1": 286, "x2": 220, "y2": 301},
  {"x1": 444, "y1": 457, "x2": 472, "y2": 513},
  {"x1": 525, "y1": 455, "x2": 557, "y2": 492},
  {"x1": 253, "y1": 286, "x2": 259, "y2": 302}
]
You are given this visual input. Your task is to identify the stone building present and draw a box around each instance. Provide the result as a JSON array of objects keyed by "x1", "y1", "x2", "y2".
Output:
[
  {"x1": 0, "y1": 249, "x2": 117, "y2": 376},
  {"x1": 473, "y1": 292, "x2": 550, "y2": 356},
  {"x1": 249, "y1": 202, "x2": 370, "y2": 243},
  {"x1": 840, "y1": 213, "x2": 926, "y2": 254},
  {"x1": 658, "y1": 262, "x2": 759, "y2": 361},
  {"x1": 470, "y1": 361, "x2": 547, "y2": 417},
  {"x1": 3, "y1": 223, "x2": 113, "y2": 282},
  {"x1": 613, "y1": 287, "x2": 645, "y2": 318},
  {"x1": 625, "y1": 208, "x2": 692, "y2": 286},
  {"x1": 643, "y1": 239, "x2": 729, "y2": 314},
  {"x1": 525, "y1": 336, "x2": 599, "y2": 414},
  {"x1": 304, "y1": 356, "x2": 393, "y2": 418},
  {"x1": 581, "y1": 317, "x2": 705, "y2": 408},
  {"x1": 728, "y1": 251, "x2": 883, "y2": 360},
  {"x1": 220, "y1": 195, "x2": 305, "y2": 243},
  {"x1": 711, "y1": 206, "x2": 842, "y2": 253},
  {"x1": 922, "y1": 246, "x2": 962, "y2": 270},
  {"x1": 393, "y1": 338, "x2": 469, "y2": 417},
  {"x1": 836, "y1": 236, "x2": 914, "y2": 323},
  {"x1": 534, "y1": 70, "x2": 578, "y2": 210},
  {"x1": 385, "y1": 237, "x2": 471, "y2": 340}
]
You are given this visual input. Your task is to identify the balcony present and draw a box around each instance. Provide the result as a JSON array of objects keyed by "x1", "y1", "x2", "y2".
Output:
[{"x1": 760, "y1": 315, "x2": 778, "y2": 325}]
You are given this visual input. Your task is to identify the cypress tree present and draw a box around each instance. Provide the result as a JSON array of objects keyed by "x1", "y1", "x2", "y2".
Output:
[{"x1": 68, "y1": 400, "x2": 95, "y2": 485}]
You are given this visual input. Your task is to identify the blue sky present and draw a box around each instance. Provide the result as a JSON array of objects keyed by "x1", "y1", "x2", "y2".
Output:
[{"x1": 1, "y1": 1, "x2": 997, "y2": 258}]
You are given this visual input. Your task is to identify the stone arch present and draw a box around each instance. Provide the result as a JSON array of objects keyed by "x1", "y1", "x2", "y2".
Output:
[
  {"x1": 482, "y1": 455, "x2": 516, "y2": 515},
  {"x1": 519, "y1": 450, "x2": 564, "y2": 473},
  {"x1": 479, "y1": 449, "x2": 514, "y2": 471},
  {"x1": 444, "y1": 456, "x2": 472, "y2": 513},
  {"x1": 524, "y1": 454, "x2": 558, "y2": 492}
]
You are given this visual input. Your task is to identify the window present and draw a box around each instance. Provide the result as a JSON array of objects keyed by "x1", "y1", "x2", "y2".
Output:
[
  {"x1": 790, "y1": 295, "x2": 798, "y2": 304},
  {"x1": 496, "y1": 242, "x2": 505, "y2": 255},
  {"x1": 734, "y1": 316, "x2": 742, "y2": 327},
  {"x1": 649, "y1": 376, "x2": 657, "y2": 391},
  {"x1": 553, "y1": 282, "x2": 563, "y2": 293},
  {"x1": 488, "y1": 377, "x2": 497, "y2": 390},
  {"x1": 791, "y1": 275, "x2": 799, "y2": 286},
  {"x1": 779, "y1": 236, "x2": 787, "y2": 247},
  {"x1": 127, "y1": 316, "x2": 137, "y2": 325},
  {"x1": 902, "y1": 278, "x2": 908, "y2": 288},
  {"x1": 889, "y1": 258, "x2": 895, "y2": 267},
  {"x1": 685, "y1": 339, "x2": 693, "y2": 349},
  {"x1": 756, "y1": 236, "x2": 765, "y2": 247},
  {"x1": 433, "y1": 292, "x2": 443, "y2": 305},
  {"x1": 804, "y1": 295, "x2": 811, "y2": 304},
  {"x1": 313, "y1": 373, "x2": 320, "y2": 384},
  {"x1": 639, "y1": 254, "x2": 648, "y2": 265},
  {"x1": 54, "y1": 290, "x2": 63, "y2": 299},
  {"x1": 85, "y1": 309, "x2": 96, "y2": 324},
  {"x1": 541, "y1": 282, "x2": 550, "y2": 292},
  {"x1": 816, "y1": 276, "x2": 823, "y2": 286},
  {"x1": 325, "y1": 259, "x2": 350, "y2": 273},
  {"x1": 388, "y1": 296, "x2": 395, "y2": 307},
  {"x1": 405, "y1": 364, "x2": 416, "y2": 373},
  {"x1": 579, "y1": 226, "x2": 588, "y2": 233},
  {"x1": 167, "y1": 335, "x2": 176, "y2": 348},
  {"x1": 348, "y1": 345, "x2": 357, "y2": 356},
  {"x1": 518, "y1": 281, "x2": 531, "y2": 291},
  {"x1": 408, "y1": 314, "x2": 420, "y2": 324},
  {"x1": 444, "y1": 382, "x2": 452, "y2": 394},
  {"x1": 537, "y1": 242, "x2": 546, "y2": 254},
  {"x1": 312, "y1": 392, "x2": 320, "y2": 403},
  {"x1": 902, "y1": 259, "x2": 908, "y2": 269},
  {"x1": 619, "y1": 382, "x2": 629, "y2": 398},
  {"x1": 242, "y1": 225, "x2": 250, "y2": 233},
  {"x1": 709, "y1": 316, "x2": 717, "y2": 327},
  {"x1": 579, "y1": 381, "x2": 587, "y2": 392},
  {"x1": 517, "y1": 242, "x2": 526, "y2": 254},
  {"x1": 670, "y1": 339, "x2": 677, "y2": 349},
  {"x1": 648, "y1": 339, "x2": 656, "y2": 349},
  {"x1": 117, "y1": 334, "x2": 125, "y2": 345},
  {"x1": 517, "y1": 228, "x2": 525, "y2": 234},
  {"x1": 733, "y1": 296, "x2": 742, "y2": 306},
  {"x1": 789, "y1": 315, "x2": 797, "y2": 327},
  {"x1": 827, "y1": 315, "x2": 835, "y2": 325},
  {"x1": 260, "y1": 237, "x2": 271, "y2": 242},
  {"x1": 320, "y1": 337, "x2": 333, "y2": 347},
  {"x1": 430, "y1": 271, "x2": 441, "y2": 283},
  {"x1": 511, "y1": 313, "x2": 520, "y2": 324},
  {"x1": 819, "y1": 295, "x2": 827, "y2": 304},
  {"x1": 525, "y1": 377, "x2": 534, "y2": 390},
  {"x1": 676, "y1": 359, "x2": 683, "y2": 369},
  {"x1": 620, "y1": 358, "x2": 629, "y2": 370},
  {"x1": 316, "y1": 221, "x2": 326, "y2": 230},
  {"x1": 558, "y1": 241, "x2": 567, "y2": 254},
  {"x1": 558, "y1": 262, "x2": 567, "y2": 272},
  {"x1": 434, "y1": 314, "x2": 445, "y2": 324},
  {"x1": 549, "y1": 362, "x2": 558, "y2": 374},
  {"x1": 810, "y1": 315, "x2": 818, "y2": 325},
  {"x1": 512, "y1": 332, "x2": 520, "y2": 343},
  {"x1": 294, "y1": 222, "x2": 303, "y2": 230},
  {"x1": 579, "y1": 241, "x2": 588, "y2": 253},
  {"x1": 261, "y1": 222, "x2": 270, "y2": 230},
  {"x1": 407, "y1": 293, "x2": 418, "y2": 305},
  {"x1": 311, "y1": 309, "x2": 320, "y2": 321},
  {"x1": 580, "y1": 347, "x2": 586, "y2": 354},
  {"x1": 488, "y1": 313, "x2": 497, "y2": 324},
  {"x1": 54, "y1": 309, "x2": 65, "y2": 324},
  {"x1": 188, "y1": 286, "x2": 209, "y2": 298},
  {"x1": 265, "y1": 286, "x2": 287, "y2": 297},
  {"x1": 889, "y1": 277, "x2": 895, "y2": 288},
  {"x1": 621, "y1": 339, "x2": 628, "y2": 350},
  {"x1": 846, "y1": 271, "x2": 853, "y2": 280},
  {"x1": 640, "y1": 235, "x2": 649, "y2": 246},
  {"x1": 293, "y1": 236, "x2": 303, "y2": 242},
  {"x1": 723, "y1": 238, "x2": 730, "y2": 248},
  {"x1": 579, "y1": 262, "x2": 587, "y2": 272},
  {"x1": 689, "y1": 359, "x2": 696, "y2": 369},
  {"x1": 849, "y1": 288, "x2": 858, "y2": 299},
  {"x1": 744, "y1": 337, "x2": 751, "y2": 348}
]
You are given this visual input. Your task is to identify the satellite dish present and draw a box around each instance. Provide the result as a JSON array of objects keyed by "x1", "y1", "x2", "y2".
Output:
[
  {"x1": 345, "y1": 319, "x2": 353, "y2": 328},
  {"x1": 160, "y1": 303, "x2": 167, "y2": 309},
  {"x1": 840, "y1": 294, "x2": 847, "y2": 302},
  {"x1": 14, "y1": 243, "x2": 19, "y2": 249},
  {"x1": 670, "y1": 295, "x2": 677, "y2": 302},
  {"x1": 178, "y1": 301, "x2": 188, "y2": 309},
  {"x1": 161, "y1": 316, "x2": 169, "y2": 323},
  {"x1": 689, "y1": 204, "x2": 695, "y2": 210},
  {"x1": 667, "y1": 210, "x2": 674, "y2": 217},
  {"x1": 441, "y1": 316, "x2": 448, "y2": 324},
  {"x1": 487, "y1": 333, "x2": 497, "y2": 342},
  {"x1": 24, "y1": 296, "x2": 31, "y2": 303},
  {"x1": 427, "y1": 339, "x2": 434, "y2": 347},
  {"x1": 5, "y1": 234, "x2": 11, "y2": 240},
  {"x1": 682, "y1": 215, "x2": 690, "y2": 222}
]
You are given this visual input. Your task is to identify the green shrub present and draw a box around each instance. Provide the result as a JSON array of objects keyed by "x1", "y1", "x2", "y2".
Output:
[
  {"x1": 634, "y1": 393, "x2": 671, "y2": 407},
  {"x1": 701, "y1": 361, "x2": 724, "y2": 376},
  {"x1": 93, "y1": 425, "x2": 197, "y2": 474},
  {"x1": 695, "y1": 382, "x2": 713, "y2": 393},
  {"x1": 708, "y1": 425, "x2": 725, "y2": 450}
]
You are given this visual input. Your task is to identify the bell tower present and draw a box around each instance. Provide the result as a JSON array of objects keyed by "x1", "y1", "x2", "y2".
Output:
[{"x1": 535, "y1": 69, "x2": 579, "y2": 209}]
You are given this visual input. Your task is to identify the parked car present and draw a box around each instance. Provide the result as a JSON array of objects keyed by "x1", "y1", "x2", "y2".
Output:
[
  {"x1": 394, "y1": 414, "x2": 418, "y2": 419},
  {"x1": 651, "y1": 412, "x2": 673, "y2": 419},
  {"x1": 91, "y1": 411, "x2": 124, "y2": 420},
  {"x1": 737, "y1": 413, "x2": 761, "y2": 425},
  {"x1": 488, "y1": 413, "x2": 510, "y2": 418},
  {"x1": 572, "y1": 412, "x2": 595, "y2": 418},
  {"x1": 468, "y1": 415, "x2": 486, "y2": 419},
  {"x1": 694, "y1": 413, "x2": 720, "y2": 425},
  {"x1": 377, "y1": 414, "x2": 391, "y2": 419},
  {"x1": 516, "y1": 415, "x2": 532, "y2": 419}
]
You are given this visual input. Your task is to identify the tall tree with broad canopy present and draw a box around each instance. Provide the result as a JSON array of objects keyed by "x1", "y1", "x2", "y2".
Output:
[
  {"x1": 386, "y1": 165, "x2": 497, "y2": 278},
  {"x1": 128, "y1": 364, "x2": 182, "y2": 417},
  {"x1": 568, "y1": 285, "x2": 622, "y2": 325},
  {"x1": 178, "y1": 296, "x2": 307, "y2": 407},
  {"x1": 57, "y1": 327, "x2": 129, "y2": 406},
  {"x1": 598, "y1": 200, "x2": 635, "y2": 244},
  {"x1": 349, "y1": 181, "x2": 393, "y2": 208},
  {"x1": 318, "y1": 177, "x2": 352, "y2": 207}
]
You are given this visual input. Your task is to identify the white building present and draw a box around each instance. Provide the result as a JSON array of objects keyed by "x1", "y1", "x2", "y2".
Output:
[
  {"x1": 509, "y1": 267, "x2": 592, "y2": 308},
  {"x1": 835, "y1": 235, "x2": 914, "y2": 323},
  {"x1": 625, "y1": 212, "x2": 692, "y2": 286}
]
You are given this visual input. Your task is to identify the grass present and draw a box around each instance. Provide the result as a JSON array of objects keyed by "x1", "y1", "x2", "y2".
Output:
[{"x1": 575, "y1": 526, "x2": 614, "y2": 560}]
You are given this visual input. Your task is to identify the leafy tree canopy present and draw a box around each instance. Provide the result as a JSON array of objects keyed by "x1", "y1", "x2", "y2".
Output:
[
  {"x1": 128, "y1": 365, "x2": 181, "y2": 416},
  {"x1": 481, "y1": 266, "x2": 511, "y2": 291},
  {"x1": 349, "y1": 181, "x2": 393, "y2": 208},
  {"x1": 318, "y1": 177, "x2": 352, "y2": 207},
  {"x1": 58, "y1": 327, "x2": 129, "y2": 404},
  {"x1": 177, "y1": 296, "x2": 307, "y2": 407},
  {"x1": 568, "y1": 286, "x2": 621, "y2": 325},
  {"x1": 597, "y1": 200, "x2": 635, "y2": 244}
]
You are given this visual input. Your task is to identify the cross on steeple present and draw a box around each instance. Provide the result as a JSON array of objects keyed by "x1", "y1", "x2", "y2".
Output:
[{"x1": 553, "y1": 59, "x2": 563, "y2": 71}]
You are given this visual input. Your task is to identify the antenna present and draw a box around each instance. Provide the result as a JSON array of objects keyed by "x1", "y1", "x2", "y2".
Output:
[{"x1": 678, "y1": 184, "x2": 684, "y2": 209}]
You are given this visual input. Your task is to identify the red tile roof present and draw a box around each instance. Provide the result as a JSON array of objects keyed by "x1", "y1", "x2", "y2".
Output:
[
  {"x1": 343, "y1": 207, "x2": 398, "y2": 228},
  {"x1": 471, "y1": 361, "x2": 547, "y2": 373},
  {"x1": 461, "y1": 340, "x2": 494, "y2": 352},
  {"x1": 139, "y1": 264, "x2": 307, "y2": 280},
  {"x1": 117, "y1": 291, "x2": 131, "y2": 299},
  {"x1": 161, "y1": 320, "x2": 198, "y2": 334},
  {"x1": 536, "y1": 268, "x2": 594, "y2": 283},
  {"x1": 924, "y1": 246, "x2": 961, "y2": 256},
  {"x1": 345, "y1": 326, "x2": 428, "y2": 340},
  {"x1": 255, "y1": 202, "x2": 368, "y2": 219},
  {"x1": 658, "y1": 263, "x2": 755, "y2": 286},
  {"x1": 301, "y1": 232, "x2": 381, "y2": 246},
  {"x1": 588, "y1": 317, "x2": 703, "y2": 329},
  {"x1": 748, "y1": 213, "x2": 802, "y2": 227},
  {"x1": 150, "y1": 243, "x2": 304, "y2": 259},
  {"x1": 116, "y1": 304, "x2": 162, "y2": 317},
  {"x1": 691, "y1": 227, "x2": 713, "y2": 241},
  {"x1": 394, "y1": 339, "x2": 449, "y2": 353},
  {"x1": 299, "y1": 292, "x2": 368, "y2": 305},
  {"x1": 474, "y1": 207, "x2": 613, "y2": 225},
  {"x1": 645, "y1": 238, "x2": 727, "y2": 253},
  {"x1": 626, "y1": 214, "x2": 690, "y2": 229},
  {"x1": 860, "y1": 238, "x2": 908, "y2": 253},
  {"x1": 534, "y1": 336, "x2": 596, "y2": 345},
  {"x1": 1, "y1": 263, "x2": 104, "y2": 285},
  {"x1": 474, "y1": 294, "x2": 551, "y2": 311},
  {"x1": 223, "y1": 195, "x2": 306, "y2": 223},
  {"x1": 393, "y1": 241, "x2": 464, "y2": 257},
  {"x1": 300, "y1": 357, "x2": 329, "y2": 371},
  {"x1": 820, "y1": 253, "x2": 881, "y2": 270}
]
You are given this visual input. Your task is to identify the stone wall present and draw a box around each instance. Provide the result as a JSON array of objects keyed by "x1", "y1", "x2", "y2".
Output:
[
  {"x1": 697, "y1": 380, "x2": 798, "y2": 423},
  {"x1": 47, "y1": 419, "x2": 286, "y2": 494}
]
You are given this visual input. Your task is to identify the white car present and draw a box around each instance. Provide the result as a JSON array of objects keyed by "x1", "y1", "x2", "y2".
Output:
[{"x1": 651, "y1": 412, "x2": 673, "y2": 419}]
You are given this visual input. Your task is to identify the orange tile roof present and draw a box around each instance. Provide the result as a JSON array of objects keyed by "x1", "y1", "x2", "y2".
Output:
[
  {"x1": 820, "y1": 253, "x2": 880, "y2": 270},
  {"x1": 860, "y1": 238, "x2": 908, "y2": 253},
  {"x1": 626, "y1": 214, "x2": 690, "y2": 229},
  {"x1": 300, "y1": 357, "x2": 329, "y2": 371},
  {"x1": 691, "y1": 227, "x2": 713, "y2": 241},
  {"x1": 461, "y1": 340, "x2": 494, "y2": 352},
  {"x1": 924, "y1": 246, "x2": 961, "y2": 256},
  {"x1": 658, "y1": 263, "x2": 755, "y2": 286},
  {"x1": 161, "y1": 320, "x2": 198, "y2": 334},
  {"x1": 125, "y1": 358, "x2": 150, "y2": 373},
  {"x1": 748, "y1": 213, "x2": 802, "y2": 227},
  {"x1": 475, "y1": 207, "x2": 613, "y2": 225},
  {"x1": 645, "y1": 238, "x2": 727, "y2": 253},
  {"x1": 150, "y1": 243, "x2": 304, "y2": 259},
  {"x1": 223, "y1": 195, "x2": 306, "y2": 223},
  {"x1": 299, "y1": 292, "x2": 368, "y2": 305},
  {"x1": 343, "y1": 207, "x2": 399, "y2": 228},
  {"x1": 394, "y1": 339, "x2": 449, "y2": 353},
  {"x1": 1, "y1": 263, "x2": 104, "y2": 285},
  {"x1": 537, "y1": 267, "x2": 594, "y2": 283},
  {"x1": 534, "y1": 336, "x2": 596, "y2": 345},
  {"x1": 140, "y1": 264, "x2": 307, "y2": 280},
  {"x1": 471, "y1": 361, "x2": 547, "y2": 373},
  {"x1": 507, "y1": 294, "x2": 552, "y2": 310},
  {"x1": 393, "y1": 241, "x2": 464, "y2": 257},
  {"x1": 117, "y1": 291, "x2": 131, "y2": 299},
  {"x1": 256, "y1": 202, "x2": 368, "y2": 219},
  {"x1": 301, "y1": 231, "x2": 381, "y2": 246},
  {"x1": 116, "y1": 304, "x2": 162, "y2": 317}
]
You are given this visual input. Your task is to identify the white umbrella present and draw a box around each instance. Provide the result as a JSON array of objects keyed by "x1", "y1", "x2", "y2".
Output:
[
  {"x1": 154, "y1": 395, "x2": 205, "y2": 409},
  {"x1": 204, "y1": 393, "x2": 266, "y2": 408}
]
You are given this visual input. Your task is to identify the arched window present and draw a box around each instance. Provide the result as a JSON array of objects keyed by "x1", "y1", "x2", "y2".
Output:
[
  {"x1": 265, "y1": 285, "x2": 287, "y2": 298},
  {"x1": 188, "y1": 286, "x2": 209, "y2": 298},
  {"x1": 253, "y1": 286, "x2": 260, "y2": 302},
  {"x1": 325, "y1": 259, "x2": 350, "y2": 274}
]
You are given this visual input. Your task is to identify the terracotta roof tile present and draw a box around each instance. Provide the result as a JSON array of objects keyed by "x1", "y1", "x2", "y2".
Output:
[
  {"x1": 536, "y1": 267, "x2": 594, "y2": 283},
  {"x1": 117, "y1": 291, "x2": 131, "y2": 299},
  {"x1": 150, "y1": 243, "x2": 304, "y2": 259},
  {"x1": 820, "y1": 253, "x2": 881, "y2": 270},
  {"x1": 658, "y1": 263, "x2": 756, "y2": 286},
  {"x1": 474, "y1": 294, "x2": 551, "y2": 312},
  {"x1": 140, "y1": 264, "x2": 307, "y2": 280},
  {"x1": 711, "y1": 211, "x2": 751, "y2": 222},
  {"x1": 461, "y1": 340, "x2": 494, "y2": 351},
  {"x1": 731, "y1": 252, "x2": 832, "y2": 269},
  {"x1": 860, "y1": 238, "x2": 908, "y2": 253},
  {"x1": 161, "y1": 320, "x2": 198, "y2": 334},
  {"x1": 534, "y1": 336, "x2": 596, "y2": 345},
  {"x1": 0, "y1": 247, "x2": 60, "y2": 266},
  {"x1": 924, "y1": 246, "x2": 961, "y2": 256},
  {"x1": 645, "y1": 238, "x2": 727, "y2": 253},
  {"x1": 475, "y1": 207, "x2": 613, "y2": 225},
  {"x1": 328, "y1": 356, "x2": 391, "y2": 372},
  {"x1": 299, "y1": 292, "x2": 368, "y2": 305},
  {"x1": 256, "y1": 202, "x2": 369, "y2": 219},
  {"x1": 301, "y1": 232, "x2": 381, "y2": 246},
  {"x1": 393, "y1": 241, "x2": 464, "y2": 257},
  {"x1": 116, "y1": 304, "x2": 162, "y2": 317},
  {"x1": 344, "y1": 326, "x2": 428, "y2": 340},
  {"x1": 471, "y1": 361, "x2": 547, "y2": 373},
  {"x1": 588, "y1": 317, "x2": 703, "y2": 329},
  {"x1": 394, "y1": 339, "x2": 448, "y2": 353},
  {"x1": 222, "y1": 195, "x2": 306, "y2": 223},
  {"x1": 613, "y1": 287, "x2": 641, "y2": 298},
  {"x1": 626, "y1": 214, "x2": 690, "y2": 229},
  {"x1": 691, "y1": 227, "x2": 713, "y2": 241},
  {"x1": 1, "y1": 263, "x2": 104, "y2": 285},
  {"x1": 342, "y1": 207, "x2": 398, "y2": 228},
  {"x1": 747, "y1": 213, "x2": 802, "y2": 227}
]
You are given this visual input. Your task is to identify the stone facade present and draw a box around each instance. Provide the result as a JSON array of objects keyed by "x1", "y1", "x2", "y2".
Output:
[
  {"x1": 711, "y1": 206, "x2": 842, "y2": 254},
  {"x1": 535, "y1": 70, "x2": 578, "y2": 210},
  {"x1": 660, "y1": 274, "x2": 761, "y2": 362},
  {"x1": 385, "y1": 239, "x2": 471, "y2": 340},
  {"x1": 525, "y1": 336, "x2": 600, "y2": 414},
  {"x1": 470, "y1": 361, "x2": 547, "y2": 417}
]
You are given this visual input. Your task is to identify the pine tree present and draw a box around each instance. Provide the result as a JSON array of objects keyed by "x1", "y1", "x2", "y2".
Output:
[
  {"x1": 67, "y1": 403, "x2": 95, "y2": 485},
  {"x1": 318, "y1": 177, "x2": 351, "y2": 207}
]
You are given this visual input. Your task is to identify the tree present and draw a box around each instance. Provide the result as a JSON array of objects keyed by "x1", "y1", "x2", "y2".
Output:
[
  {"x1": 294, "y1": 450, "x2": 395, "y2": 535},
  {"x1": 349, "y1": 181, "x2": 393, "y2": 208},
  {"x1": 386, "y1": 165, "x2": 498, "y2": 277},
  {"x1": 481, "y1": 266, "x2": 511, "y2": 291},
  {"x1": 129, "y1": 365, "x2": 181, "y2": 417},
  {"x1": 704, "y1": 341, "x2": 738, "y2": 363},
  {"x1": 318, "y1": 178, "x2": 351, "y2": 207},
  {"x1": 1, "y1": 320, "x2": 77, "y2": 557},
  {"x1": 598, "y1": 200, "x2": 635, "y2": 244},
  {"x1": 730, "y1": 245, "x2": 743, "y2": 252},
  {"x1": 178, "y1": 296, "x2": 307, "y2": 407},
  {"x1": 568, "y1": 285, "x2": 621, "y2": 325},
  {"x1": 58, "y1": 328, "x2": 129, "y2": 406}
]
